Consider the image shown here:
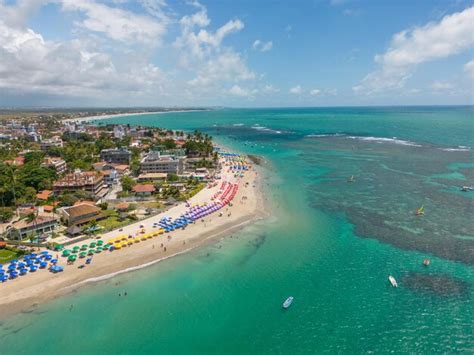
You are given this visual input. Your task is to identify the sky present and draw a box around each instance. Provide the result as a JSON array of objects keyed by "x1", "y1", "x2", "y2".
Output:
[{"x1": 0, "y1": 0, "x2": 473, "y2": 107}]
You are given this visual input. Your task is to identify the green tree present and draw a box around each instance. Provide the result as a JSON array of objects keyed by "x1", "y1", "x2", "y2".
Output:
[
  {"x1": 120, "y1": 176, "x2": 136, "y2": 192},
  {"x1": 0, "y1": 207, "x2": 13, "y2": 223},
  {"x1": 167, "y1": 173, "x2": 179, "y2": 182}
]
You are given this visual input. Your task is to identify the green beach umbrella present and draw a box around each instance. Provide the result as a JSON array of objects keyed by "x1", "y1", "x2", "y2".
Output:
[
  {"x1": 62, "y1": 250, "x2": 71, "y2": 257},
  {"x1": 97, "y1": 240, "x2": 104, "y2": 246},
  {"x1": 88, "y1": 249, "x2": 95, "y2": 255},
  {"x1": 81, "y1": 244, "x2": 88, "y2": 250},
  {"x1": 79, "y1": 252, "x2": 87, "y2": 258},
  {"x1": 89, "y1": 242, "x2": 97, "y2": 248},
  {"x1": 95, "y1": 249, "x2": 101, "y2": 253},
  {"x1": 104, "y1": 244, "x2": 111, "y2": 249},
  {"x1": 67, "y1": 255, "x2": 76, "y2": 262},
  {"x1": 54, "y1": 244, "x2": 64, "y2": 251}
]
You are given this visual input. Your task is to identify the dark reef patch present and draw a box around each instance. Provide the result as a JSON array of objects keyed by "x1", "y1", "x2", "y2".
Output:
[{"x1": 402, "y1": 272, "x2": 471, "y2": 298}]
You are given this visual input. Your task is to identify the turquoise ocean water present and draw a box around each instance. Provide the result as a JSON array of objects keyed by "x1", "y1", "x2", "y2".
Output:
[{"x1": 1, "y1": 107, "x2": 473, "y2": 353}]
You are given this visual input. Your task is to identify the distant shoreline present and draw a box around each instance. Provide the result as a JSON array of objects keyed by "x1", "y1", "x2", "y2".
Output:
[{"x1": 65, "y1": 109, "x2": 212, "y2": 123}]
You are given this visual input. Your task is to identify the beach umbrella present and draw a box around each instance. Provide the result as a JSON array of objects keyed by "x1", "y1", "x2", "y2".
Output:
[
  {"x1": 50, "y1": 259, "x2": 58, "y2": 264},
  {"x1": 79, "y1": 252, "x2": 87, "y2": 258},
  {"x1": 81, "y1": 244, "x2": 88, "y2": 250},
  {"x1": 104, "y1": 243, "x2": 112, "y2": 249},
  {"x1": 72, "y1": 246, "x2": 80, "y2": 253},
  {"x1": 89, "y1": 242, "x2": 97, "y2": 248},
  {"x1": 97, "y1": 240, "x2": 104, "y2": 246},
  {"x1": 95, "y1": 248, "x2": 101, "y2": 253},
  {"x1": 39, "y1": 262, "x2": 48, "y2": 269},
  {"x1": 88, "y1": 249, "x2": 95, "y2": 255}
]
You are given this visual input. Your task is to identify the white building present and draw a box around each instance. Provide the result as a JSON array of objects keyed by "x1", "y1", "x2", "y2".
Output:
[{"x1": 140, "y1": 151, "x2": 185, "y2": 175}]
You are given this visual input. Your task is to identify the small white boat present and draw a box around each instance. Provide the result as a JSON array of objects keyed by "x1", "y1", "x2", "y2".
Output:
[
  {"x1": 282, "y1": 296, "x2": 294, "y2": 309},
  {"x1": 388, "y1": 275, "x2": 398, "y2": 288}
]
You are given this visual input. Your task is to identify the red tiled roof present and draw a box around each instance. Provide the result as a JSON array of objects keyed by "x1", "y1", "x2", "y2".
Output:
[
  {"x1": 36, "y1": 190, "x2": 52, "y2": 200},
  {"x1": 132, "y1": 184, "x2": 155, "y2": 193}
]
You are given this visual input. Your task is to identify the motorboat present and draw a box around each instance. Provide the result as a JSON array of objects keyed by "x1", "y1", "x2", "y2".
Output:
[
  {"x1": 347, "y1": 175, "x2": 355, "y2": 183},
  {"x1": 423, "y1": 259, "x2": 430, "y2": 266},
  {"x1": 282, "y1": 296, "x2": 294, "y2": 309},
  {"x1": 461, "y1": 186, "x2": 473, "y2": 192},
  {"x1": 388, "y1": 275, "x2": 398, "y2": 288}
]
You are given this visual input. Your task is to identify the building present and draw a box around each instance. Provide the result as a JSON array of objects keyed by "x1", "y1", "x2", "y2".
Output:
[
  {"x1": 36, "y1": 190, "x2": 53, "y2": 201},
  {"x1": 8, "y1": 215, "x2": 59, "y2": 239},
  {"x1": 42, "y1": 157, "x2": 67, "y2": 174},
  {"x1": 53, "y1": 171, "x2": 107, "y2": 198},
  {"x1": 102, "y1": 169, "x2": 118, "y2": 186},
  {"x1": 113, "y1": 125, "x2": 126, "y2": 139},
  {"x1": 132, "y1": 184, "x2": 156, "y2": 197},
  {"x1": 60, "y1": 203, "x2": 103, "y2": 226},
  {"x1": 100, "y1": 148, "x2": 131, "y2": 164},
  {"x1": 137, "y1": 173, "x2": 167, "y2": 183},
  {"x1": 140, "y1": 152, "x2": 185, "y2": 175},
  {"x1": 40, "y1": 137, "x2": 63, "y2": 151}
]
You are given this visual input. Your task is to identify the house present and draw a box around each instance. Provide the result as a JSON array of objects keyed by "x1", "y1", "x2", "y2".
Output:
[
  {"x1": 111, "y1": 164, "x2": 130, "y2": 176},
  {"x1": 140, "y1": 151, "x2": 185, "y2": 174},
  {"x1": 36, "y1": 190, "x2": 53, "y2": 201},
  {"x1": 42, "y1": 157, "x2": 67, "y2": 174},
  {"x1": 40, "y1": 137, "x2": 63, "y2": 151},
  {"x1": 66, "y1": 225, "x2": 83, "y2": 237},
  {"x1": 132, "y1": 184, "x2": 156, "y2": 197},
  {"x1": 137, "y1": 173, "x2": 167, "y2": 183},
  {"x1": 100, "y1": 148, "x2": 131, "y2": 164},
  {"x1": 53, "y1": 171, "x2": 107, "y2": 198},
  {"x1": 8, "y1": 215, "x2": 59, "y2": 239},
  {"x1": 60, "y1": 203, "x2": 103, "y2": 226},
  {"x1": 102, "y1": 169, "x2": 118, "y2": 186},
  {"x1": 115, "y1": 202, "x2": 129, "y2": 212}
]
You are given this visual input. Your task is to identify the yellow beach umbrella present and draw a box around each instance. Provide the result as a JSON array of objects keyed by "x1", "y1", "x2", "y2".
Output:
[
  {"x1": 115, "y1": 244, "x2": 122, "y2": 249},
  {"x1": 134, "y1": 238, "x2": 140, "y2": 243}
]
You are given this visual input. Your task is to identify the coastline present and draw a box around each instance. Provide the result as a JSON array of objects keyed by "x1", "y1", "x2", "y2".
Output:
[
  {"x1": 0, "y1": 161, "x2": 268, "y2": 319},
  {"x1": 64, "y1": 109, "x2": 212, "y2": 123}
]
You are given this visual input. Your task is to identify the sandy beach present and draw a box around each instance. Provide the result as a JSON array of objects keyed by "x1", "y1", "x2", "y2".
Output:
[
  {"x1": 64, "y1": 109, "x2": 211, "y2": 124},
  {"x1": 0, "y1": 159, "x2": 267, "y2": 319}
]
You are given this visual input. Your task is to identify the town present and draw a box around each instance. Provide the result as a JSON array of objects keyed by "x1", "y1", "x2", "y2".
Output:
[{"x1": 0, "y1": 116, "x2": 220, "y2": 262}]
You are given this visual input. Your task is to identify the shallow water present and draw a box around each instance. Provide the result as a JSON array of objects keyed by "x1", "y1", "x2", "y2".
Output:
[{"x1": 1, "y1": 107, "x2": 473, "y2": 353}]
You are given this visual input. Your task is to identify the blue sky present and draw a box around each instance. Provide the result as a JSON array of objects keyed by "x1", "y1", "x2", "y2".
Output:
[{"x1": 0, "y1": 0, "x2": 473, "y2": 107}]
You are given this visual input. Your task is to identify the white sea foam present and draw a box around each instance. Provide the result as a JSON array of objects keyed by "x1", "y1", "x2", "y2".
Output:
[
  {"x1": 438, "y1": 146, "x2": 471, "y2": 152},
  {"x1": 251, "y1": 125, "x2": 283, "y2": 134},
  {"x1": 232, "y1": 123, "x2": 245, "y2": 126},
  {"x1": 306, "y1": 133, "x2": 421, "y2": 146},
  {"x1": 347, "y1": 136, "x2": 422, "y2": 147},
  {"x1": 306, "y1": 133, "x2": 346, "y2": 138}
]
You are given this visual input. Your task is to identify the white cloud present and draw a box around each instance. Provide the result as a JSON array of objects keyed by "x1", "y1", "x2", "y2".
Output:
[
  {"x1": 289, "y1": 85, "x2": 303, "y2": 94},
  {"x1": 0, "y1": 1, "x2": 167, "y2": 102},
  {"x1": 310, "y1": 89, "x2": 321, "y2": 96},
  {"x1": 228, "y1": 85, "x2": 253, "y2": 97},
  {"x1": 188, "y1": 51, "x2": 255, "y2": 87},
  {"x1": 0, "y1": 0, "x2": 259, "y2": 104},
  {"x1": 354, "y1": 6, "x2": 474, "y2": 94},
  {"x1": 253, "y1": 39, "x2": 273, "y2": 52},
  {"x1": 464, "y1": 59, "x2": 474, "y2": 78},
  {"x1": 61, "y1": 0, "x2": 168, "y2": 46},
  {"x1": 174, "y1": 3, "x2": 244, "y2": 60},
  {"x1": 262, "y1": 84, "x2": 279, "y2": 94},
  {"x1": 430, "y1": 81, "x2": 454, "y2": 90}
]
